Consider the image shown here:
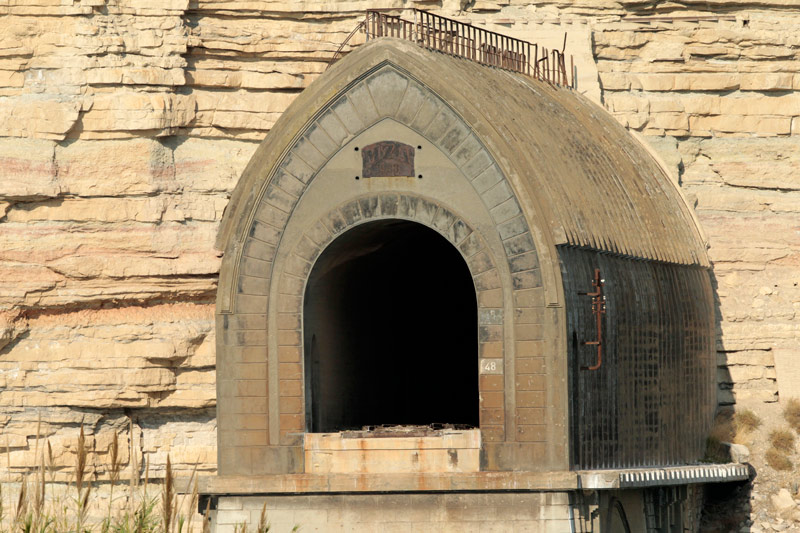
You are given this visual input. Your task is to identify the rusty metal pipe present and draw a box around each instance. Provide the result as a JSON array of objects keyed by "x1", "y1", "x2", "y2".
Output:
[{"x1": 579, "y1": 269, "x2": 606, "y2": 371}]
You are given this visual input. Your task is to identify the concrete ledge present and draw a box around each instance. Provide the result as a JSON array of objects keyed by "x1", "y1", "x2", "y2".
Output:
[
  {"x1": 200, "y1": 471, "x2": 579, "y2": 495},
  {"x1": 199, "y1": 463, "x2": 749, "y2": 495}
]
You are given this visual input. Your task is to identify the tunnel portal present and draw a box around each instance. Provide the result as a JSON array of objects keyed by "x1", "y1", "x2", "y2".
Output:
[{"x1": 303, "y1": 219, "x2": 479, "y2": 433}]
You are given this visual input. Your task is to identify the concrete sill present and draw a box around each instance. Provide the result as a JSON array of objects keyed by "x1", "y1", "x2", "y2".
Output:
[{"x1": 199, "y1": 463, "x2": 749, "y2": 496}]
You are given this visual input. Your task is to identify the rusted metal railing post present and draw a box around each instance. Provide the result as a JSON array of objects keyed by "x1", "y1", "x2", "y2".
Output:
[{"x1": 333, "y1": 9, "x2": 573, "y2": 88}]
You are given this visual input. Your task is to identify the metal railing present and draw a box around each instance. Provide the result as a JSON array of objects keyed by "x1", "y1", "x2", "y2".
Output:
[{"x1": 329, "y1": 9, "x2": 573, "y2": 89}]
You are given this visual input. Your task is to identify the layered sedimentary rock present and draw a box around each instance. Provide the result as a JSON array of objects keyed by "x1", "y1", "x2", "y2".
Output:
[{"x1": 0, "y1": 0, "x2": 798, "y2": 492}]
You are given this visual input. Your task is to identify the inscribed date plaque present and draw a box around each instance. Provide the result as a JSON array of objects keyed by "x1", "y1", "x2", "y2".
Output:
[{"x1": 361, "y1": 141, "x2": 415, "y2": 178}]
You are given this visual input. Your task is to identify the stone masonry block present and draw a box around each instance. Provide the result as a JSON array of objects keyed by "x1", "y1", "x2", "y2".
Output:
[
  {"x1": 479, "y1": 308, "x2": 504, "y2": 325},
  {"x1": 516, "y1": 340, "x2": 544, "y2": 357},
  {"x1": 238, "y1": 275, "x2": 269, "y2": 296},
  {"x1": 357, "y1": 196, "x2": 379, "y2": 218},
  {"x1": 461, "y1": 149, "x2": 493, "y2": 179},
  {"x1": 425, "y1": 106, "x2": 458, "y2": 143},
  {"x1": 279, "y1": 396, "x2": 303, "y2": 414},
  {"x1": 467, "y1": 251, "x2": 494, "y2": 275},
  {"x1": 479, "y1": 325, "x2": 502, "y2": 342},
  {"x1": 480, "y1": 391, "x2": 504, "y2": 409},
  {"x1": 278, "y1": 362, "x2": 302, "y2": 379},
  {"x1": 318, "y1": 109, "x2": 350, "y2": 147},
  {"x1": 516, "y1": 391, "x2": 545, "y2": 408},
  {"x1": 479, "y1": 342, "x2": 503, "y2": 358},
  {"x1": 331, "y1": 95, "x2": 365, "y2": 136},
  {"x1": 472, "y1": 164, "x2": 504, "y2": 194},
  {"x1": 240, "y1": 256, "x2": 272, "y2": 278},
  {"x1": 480, "y1": 375, "x2": 504, "y2": 391},
  {"x1": 515, "y1": 324, "x2": 543, "y2": 341},
  {"x1": 249, "y1": 220, "x2": 281, "y2": 244},
  {"x1": 282, "y1": 152, "x2": 315, "y2": 184},
  {"x1": 349, "y1": 82, "x2": 380, "y2": 126},
  {"x1": 478, "y1": 289, "x2": 503, "y2": 308},
  {"x1": 278, "y1": 275, "x2": 304, "y2": 296},
  {"x1": 512, "y1": 269, "x2": 543, "y2": 290},
  {"x1": 482, "y1": 180, "x2": 514, "y2": 209},
  {"x1": 431, "y1": 207, "x2": 456, "y2": 235},
  {"x1": 516, "y1": 375, "x2": 546, "y2": 391},
  {"x1": 449, "y1": 218, "x2": 472, "y2": 244},
  {"x1": 490, "y1": 197, "x2": 523, "y2": 224},
  {"x1": 255, "y1": 200, "x2": 291, "y2": 227},
  {"x1": 458, "y1": 232, "x2": 483, "y2": 257},
  {"x1": 516, "y1": 408, "x2": 545, "y2": 426},
  {"x1": 509, "y1": 251, "x2": 539, "y2": 273},
  {"x1": 243, "y1": 239, "x2": 276, "y2": 262},
  {"x1": 272, "y1": 169, "x2": 306, "y2": 198},
  {"x1": 474, "y1": 268, "x2": 501, "y2": 290},
  {"x1": 279, "y1": 380, "x2": 302, "y2": 397},
  {"x1": 440, "y1": 121, "x2": 471, "y2": 155},
  {"x1": 514, "y1": 288, "x2": 544, "y2": 308},
  {"x1": 396, "y1": 82, "x2": 427, "y2": 125},
  {"x1": 278, "y1": 345, "x2": 301, "y2": 363},
  {"x1": 452, "y1": 133, "x2": 482, "y2": 168},
  {"x1": 293, "y1": 136, "x2": 327, "y2": 170},
  {"x1": 217, "y1": 497, "x2": 244, "y2": 511},
  {"x1": 503, "y1": 232, "x2": 536, "y2": 256},
  {"x1": 409, "y1": 90, "x2": 440, "y2": 133},
  {"x1": 366, "y1": 68, "x2": 409, "y2": 117},
  {"x1": 498, "y1": 215, "x2": 528, "y2": 240},
  {"x1": 379, "y1": 194, "x2": 399, "y2": 216}
]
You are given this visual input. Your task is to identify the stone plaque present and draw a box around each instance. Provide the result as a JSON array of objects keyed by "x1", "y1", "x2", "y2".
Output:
[{"x1": 361, "y1": 141, "x2": 415, "y2": 178}]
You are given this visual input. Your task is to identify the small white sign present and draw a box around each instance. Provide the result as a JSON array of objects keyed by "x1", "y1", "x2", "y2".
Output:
[{"x1": 479, "y1": 358, "x2": 503, "y2": 375}]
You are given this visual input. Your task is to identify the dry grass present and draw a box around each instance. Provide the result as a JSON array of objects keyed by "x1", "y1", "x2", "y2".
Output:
[
  {"x1": 734, "y1": 409, "x2": 762, "y2": 434},
  {"x1": 770, "y1": 429, "x2": 795, "y2": 454},
  {"x1": 705, "y1": 411, "x2": 737, "y2": 462},
  {"x1": 784, "y1": 398, "x2": 800, "y2": 433},
  {"x1": 0, "y1": 426, "x2": 209, "y2": 533},
  {"x1": 709, "y1": 413, "x2": 736, "y2": 444},
  {"x1": 765, "y1": 447, "x2": 793, "y2": 471}
]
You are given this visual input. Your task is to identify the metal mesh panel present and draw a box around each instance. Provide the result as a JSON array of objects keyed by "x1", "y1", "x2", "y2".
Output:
[{"x1": 560, "y1": 246, "x2": 716, "y2": 470}]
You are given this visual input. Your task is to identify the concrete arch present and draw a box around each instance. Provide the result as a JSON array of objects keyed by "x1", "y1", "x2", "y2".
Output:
[
  {"x1": 284, "y1": 194, "x2": 500, "y2": 436},
  {"x1": 216, "y1": 59, "x2": 561, "y2": 475}
]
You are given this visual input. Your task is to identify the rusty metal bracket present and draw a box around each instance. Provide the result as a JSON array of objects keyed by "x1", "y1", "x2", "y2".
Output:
[{"x1": 578, "y1": 268, "x2": 606, "y2": 371}]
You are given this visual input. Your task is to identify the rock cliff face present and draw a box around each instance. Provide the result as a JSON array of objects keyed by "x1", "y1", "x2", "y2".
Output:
[{"x1": 1, "y1": 0, "x2": 798, "y2": 486}]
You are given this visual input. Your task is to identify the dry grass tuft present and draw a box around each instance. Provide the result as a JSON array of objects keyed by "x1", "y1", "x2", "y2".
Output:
[
  {"x1": 784, "y1": 398, "x2": 800, "y2": 433},
  {"x1": 770, "y1": 429, "x2": 796, "y2": 454},
  {"x1": 705, "y1": 411, "x2": 736, "y2": 462},
  {"x1": 709, "y1": 413, "x2": 736, "y2": 444},
  {"x1": 256, "y1": 502, "x2": 270, "y2": 533},
  {"x1": 0, "y1": 424, "x2": 230, "y2": 533},
  {"x1": 765, "y1": 447, "x2": 793, "y2": 471},
  {"x1": 734, "y1": 409, "x2": 762, "y2": 434}
]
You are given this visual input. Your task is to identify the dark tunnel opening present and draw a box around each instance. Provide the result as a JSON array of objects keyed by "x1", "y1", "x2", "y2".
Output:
[{"x1": 303, "y1": 219, "x2": 479, "y2": 433}]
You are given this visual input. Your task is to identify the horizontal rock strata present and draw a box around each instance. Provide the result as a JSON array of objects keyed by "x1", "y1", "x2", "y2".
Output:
[{"x1": 1, "y1": 0, "x2": 798, "y2": 485}]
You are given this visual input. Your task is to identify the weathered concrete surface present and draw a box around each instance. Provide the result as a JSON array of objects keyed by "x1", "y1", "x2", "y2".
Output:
[
  {"x1": 304, "y1": 430, "x2": 481, "y2": 474},
  {"x1": 211, "y1": 491, "x2": 576, "y2": 533},
  {"x1": 0, "y1": 0, "x2": 798, "y2": 487}
]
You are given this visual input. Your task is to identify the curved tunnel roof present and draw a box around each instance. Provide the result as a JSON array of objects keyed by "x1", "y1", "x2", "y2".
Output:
[{"x1": 220, "y1": 38, "x2": 708, "y2": 267}]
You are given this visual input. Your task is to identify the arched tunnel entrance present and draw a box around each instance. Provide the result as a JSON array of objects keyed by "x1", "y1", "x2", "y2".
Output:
[{"x1": 303, "y1": 219, "x2": 479, "y2": 433}]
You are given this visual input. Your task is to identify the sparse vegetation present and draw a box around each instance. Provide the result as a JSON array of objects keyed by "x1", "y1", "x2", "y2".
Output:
[
  {"x1": 734, "y1": 409, "x2": 762, "y2": 434},
  {"x1": 769, "y1": 429, "x2": 795, "y2": 454},
  {"x1": 783, "y1": 398, "x2": 800, "y2": 433},
  {"x1": 709, "y1": 412, "x2": 736, "y2": 444},
  {"x1": 765, "y1": 448, "x2": 793, "y2": 471},
  {"x1": 0, "y1": 426, "x2": 301, "y2": 533},
  {"x1": 0, "y1": 424, "x2": 207, "y2": 533},
  {"x1": 704, "y1": 411, "x2": 736, "y2": 462},
  {"x1": 704, "y1": 436, "x2": 730, "y2": 464}
]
